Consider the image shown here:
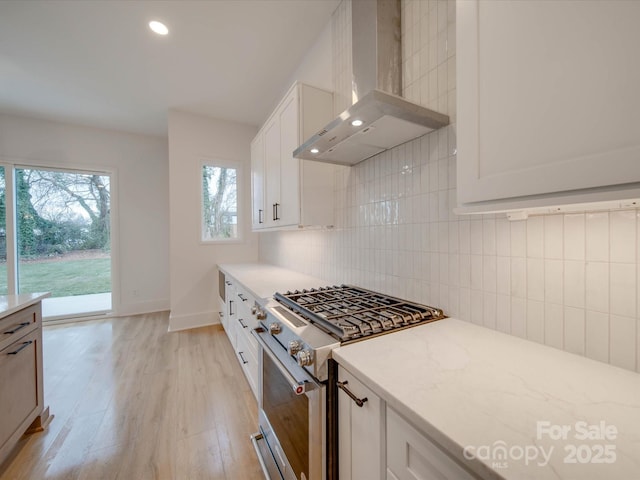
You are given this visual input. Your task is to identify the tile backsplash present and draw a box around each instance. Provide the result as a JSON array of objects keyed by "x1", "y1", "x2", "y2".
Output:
[{"x1": 259, "y1": 0, "x2": 639, "y2": 373}]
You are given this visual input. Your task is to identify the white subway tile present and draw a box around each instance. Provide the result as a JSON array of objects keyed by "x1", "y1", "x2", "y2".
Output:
[
  {"x1": 496, "y1": 217, "x2": 511, "y2": 257},
  {"x1": 483, "y1": 218, "x2": 496, "y2": 255},
  {"x1": 544, "y1": 215, "x2": 563, "y2": 260},
  {"x1": 585, "y1": 262, "x2": 609, "y2": 313},
  {"x1": 459, "y1": 219, "x2": 470, "y2": 254},
  {"x1": 483, "y1": 293, "x2": 497, "y2": 329},
  {"x1": 470, "y1": 254, "x2": 483, "y2": 291},
  {"x1": 439, "y1": 252, "x2": 449, "y2": 284},
  {"x1": 470, "y1": 289, "x2": 483, "y2": 325},
  {"x1": 459, "y1": 253, "x2": 470, "y2": 288},
  {"x1": 564, "y1": 306, "x2": 585, "y2": 355},
  {"x1": 610, "y1": 210, "x2": 636, "y2": 263},
  {"x1": 585, "y1": 212, "x2": 609, "y2": 262},
  {"x1": 449, "y1": 222, "x2": 459, "y2": 253},
  {"x1": 448, "y1": 286, "x2": 459, "y2": 317},
  {"x1": 438, "y1": 190, "x2": 449, "y2": 221},
  {"x1": 527, "y1": 300, "x2": 545, "y2": 344},
  {"x1": 610, "y1": 263, "x2": 636, "y2": 318},
  {"x1": 564, "y1": 213, "x2": 585, "y2": 261},
  {"x1": 448, "y1": 254, "x2": 459, "y2": 287},
  {"x1": 544, "y1": 259, "x2": 563, "y2": 305},
  {"x1": 510, "y1": 220, "x2": 527, "y2": 257},
  {"x1": 438, "y1": 221, "x2": 449, "y2": 253},
  {"x1": 527, "y1": 216, "x2": 544, "y2": 258},
  {"x1": 610, "y1": 315, "x2": 637, "y2": 371},
  {"x1": 511, "y1": 297, "x2": 527, "y2": 338},
  {"x1": 511, "y1": 257, "x2": 527, "y2": 298},
  {"x1": 470, "y1": 219, "x2": 483, "y2": 255},
  {"x1": 437, "y1": 158, "x2": 449, "y2": 190},
  {"x1": 458, "y1": 287, "x2": 471, "y2": 322},
  {"x1": 527, "y1": 258, "x2": 545, "y2": 302},
  {"x1": 496, "y1": 257, "x2": 511, "y2": 296},
  {"x1": 483, "y1": 255, "x2": 497, "y2": 293},
  {"x1": 496, "y1": 294, "x2": 511, "y2": 333},
  {"x1": 585, "y1": 311, "x2": 609, "y2": 363},
  {"x1": 564, "y1": 260, "x2": 585, "y2": 308},
  {"x1": 544, "y1": 303, "x2": 564, "y2": 349}
]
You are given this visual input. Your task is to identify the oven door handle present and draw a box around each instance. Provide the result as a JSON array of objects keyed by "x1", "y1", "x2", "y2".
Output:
[{"x1": 252, "y1": 328, "x2": 315, "y2": 396}]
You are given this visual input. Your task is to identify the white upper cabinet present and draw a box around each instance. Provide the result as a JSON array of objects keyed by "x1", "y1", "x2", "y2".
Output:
[
  {"x1": 456, "y1": 0, "x2": 640, "y2": 213},
  {"x1": 250, "y1": 134, "x2": 265, "y2": 229},
  {"x1": 251, "y1": 82, "x2": 334, "y2": 230}
]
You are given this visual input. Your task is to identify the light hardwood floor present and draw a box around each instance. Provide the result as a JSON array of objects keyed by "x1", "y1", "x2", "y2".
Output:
[{"x1": 0, "y1": 312, "x2": 264, "y2": 480}]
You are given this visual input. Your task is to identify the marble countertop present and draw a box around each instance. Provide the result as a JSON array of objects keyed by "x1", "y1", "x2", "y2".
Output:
[
  {"x1": 0, "y1": 293, "x2": 50, "y2": 320},
  {"x1": 218, "y1": 263, "x2": 329, "y2": 301},
  {"x1": 333, "y1": 318, "x2": 640, "y2": 480}
]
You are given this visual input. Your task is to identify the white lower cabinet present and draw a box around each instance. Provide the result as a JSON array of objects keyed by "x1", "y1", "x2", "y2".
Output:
[
  {"x1": 338, "y1": 366, "x2": 385, "y2": 480},
  {"x1": 386, "y1": 408, "x2": 477, "y2": 480},
  {"x1": 338, "y1": 365, "x2": 479, "y2": 480},
  {"x1": 219, "y1": 272, "x2": 260, "y2": 400}
]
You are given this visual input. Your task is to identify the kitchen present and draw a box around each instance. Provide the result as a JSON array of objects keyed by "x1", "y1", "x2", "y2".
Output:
[{"x1": 1, "y1": 0, "x2": 639, "y2": 479}]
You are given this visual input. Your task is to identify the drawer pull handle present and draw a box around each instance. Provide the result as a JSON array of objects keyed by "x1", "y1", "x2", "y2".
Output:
[
  {"x1": 7, "y1": 340, "x2": 33, "y2": 356},
  {"x1": 3, "y1": 322, "x2": 30, "y2": 335},
  {"x1": 337, "y1": 380, "x2": 368, "y2": 407},
  {"x1": 238, "y1": 318, "x2": 248, "y2": 329},
  {"x1": 238, "y1": 351, "x2": 249, "y2": 364},
  {"x1": 238, "y1": 293, "x2": 247, "y2": 302}
]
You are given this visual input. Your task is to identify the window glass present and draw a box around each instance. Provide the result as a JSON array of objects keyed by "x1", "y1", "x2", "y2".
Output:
[{"x1": 202, "y1": 165, "x2": 238, "y2": 241}]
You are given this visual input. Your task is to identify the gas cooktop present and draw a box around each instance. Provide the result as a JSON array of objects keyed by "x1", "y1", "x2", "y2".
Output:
[{"x1": 274, "y1": 285, "x2": 445, "y2": 343}]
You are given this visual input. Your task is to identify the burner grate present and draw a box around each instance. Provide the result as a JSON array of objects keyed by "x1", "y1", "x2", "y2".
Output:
[{"x1": 275, "y1": 285, "x2": 445, "y2": 342}]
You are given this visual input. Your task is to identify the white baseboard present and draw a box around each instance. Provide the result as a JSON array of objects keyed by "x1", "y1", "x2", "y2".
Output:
[
  {"x1": 168, "y1": 310, "x2": 220, "y2": 332},
  {"x1": 118, "y1": 298, "x2": 170, "y2": 317}
]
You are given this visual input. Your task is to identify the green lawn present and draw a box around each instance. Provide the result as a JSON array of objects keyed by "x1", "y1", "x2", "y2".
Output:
[{"x1": 0, "y1": 258, "x2": 111, "y2": 297}]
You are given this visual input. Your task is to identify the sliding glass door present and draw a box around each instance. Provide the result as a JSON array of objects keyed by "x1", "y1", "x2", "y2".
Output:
[{"x1": 0, "y1": 164, "x2": 113, "y2": 319}]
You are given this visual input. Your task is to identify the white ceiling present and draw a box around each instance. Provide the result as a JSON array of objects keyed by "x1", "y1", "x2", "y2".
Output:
[{"x1": 0, "y1": 0, "x2": 340, "y2": 137}]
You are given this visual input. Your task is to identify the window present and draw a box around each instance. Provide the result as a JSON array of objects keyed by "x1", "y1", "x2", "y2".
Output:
[{"x1": 201, "y1": 163, "x2": 239, "y2": 242}]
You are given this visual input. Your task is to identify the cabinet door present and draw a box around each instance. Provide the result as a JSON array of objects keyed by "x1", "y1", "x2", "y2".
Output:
[
  {"x1": 387, "y1": 408, "x2": 477, "y2": 480},
  {"x1": 457, "y1": 0, "x2": 640, "y2": 211},
  {"x1": 223, "y1": 280, "x2": 237, "y2": 347},
  {"x1": 0, "y1": 328, "x2": 40, "y2": 453},
  {"x1": 263, "y1": 116, "x2": 281, "y2": 228},
  {"x1": 278, "y1": 87, "x2": 301, "y2": 227},
  {"x1": 250, "y1": 135, "x2": 266, "y2": 230},
  {"x1": 338, "y1": 366, "x2": 385, "y2": 480}
]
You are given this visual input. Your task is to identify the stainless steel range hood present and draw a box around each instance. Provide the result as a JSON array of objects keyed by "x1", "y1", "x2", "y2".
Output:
[{"x1": 294, "y1": 0, "x2": 449, "y2": 166}]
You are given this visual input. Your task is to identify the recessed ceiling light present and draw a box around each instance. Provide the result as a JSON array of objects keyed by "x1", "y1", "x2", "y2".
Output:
[
  {"x1": 310, "y1": 148, "x2": 320, "y2": 154},
  {"x1": 351, "y1": 119, "x2": 364, "y2": 127},
  {"x1": 149, "y1": 20, "x2": 169, "y2": 35}
]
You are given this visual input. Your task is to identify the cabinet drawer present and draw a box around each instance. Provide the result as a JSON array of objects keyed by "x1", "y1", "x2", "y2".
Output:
[
  {"x1": 0, "y1": 304, "x2": 40, "y2": 353},
  {"x1": 236, "y1": 331, "x2": 258, "y2": 398},
  {"x1": 0, "y1": 328, "x2": 41, "y2": 451},
  {"x1": 387, "y1": 408, "x2": 477, "y2": 480}
]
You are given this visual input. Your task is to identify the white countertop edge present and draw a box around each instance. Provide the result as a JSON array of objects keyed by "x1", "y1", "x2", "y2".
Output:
[{"x1": 0, "y1": 292, "x2": 51, "y2": 320}]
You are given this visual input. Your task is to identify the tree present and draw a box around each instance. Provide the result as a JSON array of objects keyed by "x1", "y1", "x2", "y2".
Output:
[
  {"x1": 202, "y1": 166, "x2": 236, "y2": 239},
  {"x1": 18, "y1": 169, "x2": 111, "y2": 254}
]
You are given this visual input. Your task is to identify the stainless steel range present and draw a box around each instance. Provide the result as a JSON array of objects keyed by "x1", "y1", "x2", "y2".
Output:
[{"x1": 251, "y1": 285, "x2": 445, "y2": 480}]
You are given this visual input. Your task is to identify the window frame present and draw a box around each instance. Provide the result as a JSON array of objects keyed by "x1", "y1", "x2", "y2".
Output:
[{"x1": 199, "y1": 158, "x2": 243, "y2": 245}]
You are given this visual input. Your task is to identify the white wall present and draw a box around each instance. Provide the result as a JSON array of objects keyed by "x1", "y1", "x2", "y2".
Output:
[
  {"x1": 167, "y1": 110, "x2": 258, "y2": 331},
  {"x1": 259, "y1": 0, "x2": 640, "y2": 373},
  {"x1": 0, "y1": 113, "x2": 169, "y2": 316}
]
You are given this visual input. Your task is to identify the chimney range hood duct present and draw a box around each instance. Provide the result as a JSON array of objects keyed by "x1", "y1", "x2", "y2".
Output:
[{"x1": 294, "y1": 0, "x2": 449, "y2": 166}]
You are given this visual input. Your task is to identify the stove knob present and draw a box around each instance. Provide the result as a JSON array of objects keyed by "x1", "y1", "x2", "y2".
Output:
[
  {"x1": 296, "y1": 350, "x2": 313, "y2": 367},
  {"x1": 250, "y1": 306, "x2": 257, "y2": 315},
  {"x1": 288, "y1": 340, "x2": 303, "y2": 356},
  {"x1": 269, "y1": 322, "x2": 281, "y2": 335},
  {"x1": 256, "y1": 310, "x2": 267, "y2": 320}
]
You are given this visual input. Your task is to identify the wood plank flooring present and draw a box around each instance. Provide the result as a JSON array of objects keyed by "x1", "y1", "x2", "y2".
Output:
[{"x1": 0, "y1": 312, "x2": 264, "y2": 480}]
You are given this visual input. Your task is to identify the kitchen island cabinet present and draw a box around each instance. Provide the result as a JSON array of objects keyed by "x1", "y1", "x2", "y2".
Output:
[
  {"x1": 0, "y1": 293, "x2": 50, "y2": 468},
  {"x1": 251, "y1": 82, "x2": 335, "y2": 230},
  {"x1": 333, "y1": 317, "x2": 640, "y2": 479},
  {"x1": 456, "y1": 0, "x2": 640, "y2": 214}
]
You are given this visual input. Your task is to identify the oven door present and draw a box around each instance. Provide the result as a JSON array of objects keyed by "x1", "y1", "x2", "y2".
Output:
[{"x1": 252, "y1": 327, "x2": 325, "y2": 480}]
